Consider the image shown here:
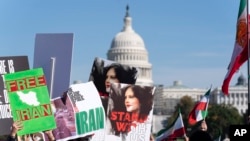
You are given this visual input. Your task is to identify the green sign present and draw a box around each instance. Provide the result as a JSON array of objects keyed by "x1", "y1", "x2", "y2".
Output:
[{"x1": 4, "y1": 68, "x2": 56, "y2": 135}]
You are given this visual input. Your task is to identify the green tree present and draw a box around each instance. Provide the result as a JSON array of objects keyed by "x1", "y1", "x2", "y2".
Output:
[
  {"x1": 166, "y1": 97, "x2": 243, "y2": 140},
  {"x1": 206, "y1": 104, "x2": 243, "y2": 140},
  {"x1": 167, "y1": 96, "x2": 195, "y2": 130}
]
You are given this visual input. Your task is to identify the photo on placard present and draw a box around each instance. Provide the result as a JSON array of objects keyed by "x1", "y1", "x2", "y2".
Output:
[
  {"x1": 105, "y1": 83, "x2": 155, "y2": 141},
  {"x1": 89, "y1": 57, "x2": 138, "y2": 97},
  {"x1": 88, "y1": 57, "x2": 138, "y2": 111},
  {"x1": 51, "y1": 97, "x2": 76, "y2": 140}
]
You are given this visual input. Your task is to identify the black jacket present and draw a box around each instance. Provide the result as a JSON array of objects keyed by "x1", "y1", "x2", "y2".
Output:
[
  {"x1": 6, "y1": 135, "x2": 16, "y2": 141},
  {"x1": 189, "y1": 130, "x2": 213, "y2": 141}
]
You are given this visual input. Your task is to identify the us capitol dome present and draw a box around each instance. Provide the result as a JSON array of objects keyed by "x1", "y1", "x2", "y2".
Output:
[{"x1": 107, "y1": 5, "x2": 153, "y2": 86}]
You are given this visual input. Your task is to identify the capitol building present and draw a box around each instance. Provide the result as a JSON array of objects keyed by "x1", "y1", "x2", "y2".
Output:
[
  {"x1": 106, "y1": 5, "x2": 153, "y2": 86},
  {"x1": 104, "y1": 5, "x2": 208, "y2": 133},
  {"x1": 105, "y1": 5, "x2": 249, "y2": 134}
]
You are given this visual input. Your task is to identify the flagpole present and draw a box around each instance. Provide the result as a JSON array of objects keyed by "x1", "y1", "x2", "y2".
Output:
[
  {"x1": 247, "y1": 0, "x2": 250, "y2": 117},
  {"x1": 50, "y1": 57, "x2": 56, "y2": 99},
  {"x1": 204, "y1": 87, "x2": 211, "y2": 121}
]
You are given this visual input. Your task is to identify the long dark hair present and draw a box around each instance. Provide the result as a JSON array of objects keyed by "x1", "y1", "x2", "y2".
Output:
[
  {"x1": 89, "y1": 58, "x2": 138, "y2": 96},
  {"x1": 108, "y1": 84, "x2": 154, "y2": 135},
  {"x1": 89, "y1": 58, "x2": 105, "y2": 94},
  {"x1": 104, "y1": 63, "x2": 137, "y2": 84},
  {"x1": 101, "y1": 63, "x2": 137, "y2": 95},
  {"x1": 121, "y1": 85, "x2": 154, "y2": 119}
]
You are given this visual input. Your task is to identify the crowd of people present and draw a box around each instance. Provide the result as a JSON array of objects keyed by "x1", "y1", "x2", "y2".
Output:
[
  {"x1": 184, "y1": 120, "x2": 213, "y2": 141},
  {"x1": 5, "y1": 119, "x2": 231, "y2": 141},
  {"x1": 1, "y1": 58, "x2": 136, "y2": 141},
  {"x1": 7, "y1": 121, "x2": 55, "y2": 141},
  {"x1": 3, "y1": 57, "x2": 246, "y2": 141}
]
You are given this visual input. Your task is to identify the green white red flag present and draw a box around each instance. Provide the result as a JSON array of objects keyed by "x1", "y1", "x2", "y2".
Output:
[
  {"x1": 156, "y1": 110, "x2": 185, "y2": 141},
  {"x1": 222, "y1": 0, "x2": 249, "y2": 95},
  {"x1": 188, "y1": 88, "x2": 211, "y2": 125}
]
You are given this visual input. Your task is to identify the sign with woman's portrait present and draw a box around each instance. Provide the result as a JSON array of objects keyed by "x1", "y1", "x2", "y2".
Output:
[
  {"x1": 105, "y1": 83, "x2": 155, "y2": 141},
  {"x1": 88, "y1": 57, "x2": 138, "y2": 141}
]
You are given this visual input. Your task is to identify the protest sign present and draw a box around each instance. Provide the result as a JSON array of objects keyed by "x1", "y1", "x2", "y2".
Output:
[
  {"x1": 51, "y1": 81, "x2": 105, "y2": 141},
  {"x1": 88, "y1": 57, "x2": 138, "y2": 141},
  {"x1": 105, "y1": 83, "x2": 155, "y2": 141},
  {"x1": 33, "y1": 33, "x2": 74, "y2": 98},
  {"x1": 4, "y1": 68, "x2": 56, "y2": 135},
  {"x1": 0, "y1": 56, "x2": 29, "y2": 135}
]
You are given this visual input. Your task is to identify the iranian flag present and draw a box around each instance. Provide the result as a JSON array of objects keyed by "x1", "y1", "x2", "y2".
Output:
[
  {"x1": 156, "y1": 111, "x2": 185, "y2": 141},
  {"x1": 188, "y1": 88, "x2": 211, "y2": 125},
  {"x1": 222, "y1": 0, "x2": 249, "y2": 95}
]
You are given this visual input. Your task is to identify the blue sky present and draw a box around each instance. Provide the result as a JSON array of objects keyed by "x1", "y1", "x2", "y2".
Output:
[{"x1": 0, "y1": 0, "x2": 245, "y2": 89}]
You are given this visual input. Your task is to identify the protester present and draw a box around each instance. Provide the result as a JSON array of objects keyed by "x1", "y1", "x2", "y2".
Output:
[
  {"x1": 7, "y1": 121, "x2": 55, "y2": 141},
  {"x1": 150, "y1": 133, "x2": 155, "y2": 141},
  {"x1": 44, "y1": 130, "x2": 56, "y2": 141},
  {"x1": 186, "y1": 120, "x2": 213, "y2": 141},
  {"x1": 223, "y1": 138, "x2": 230, "y2": 141},
  {"x1": 7, "y1": 121, "x2": 23, "y2": 141},
  {"x1": 247, "y1": 115, "x2": 250, "y2": 124}
]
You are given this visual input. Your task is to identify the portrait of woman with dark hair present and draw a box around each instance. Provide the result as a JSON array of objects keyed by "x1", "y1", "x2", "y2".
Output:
[
  {"x1": 106, "y1": 83, "x2": 155, "y2": 141},
  {"x1": 104, "y1": 63, "x2": 137, "y2": 95},
  {"x1": 88, "y1": 58, "x2": 138, "y2": 141},
  {"x1": 89, "y1": 57, "x2": 138, "y2": 113},
  {"x1": 89, "y1": 57, "x2": 138, "y2": 97},
  {"x1": 122, "y1": 84, "x2": 153, "y2": 120}
]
